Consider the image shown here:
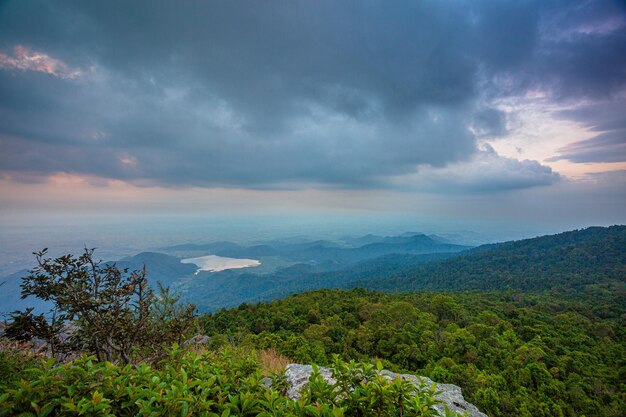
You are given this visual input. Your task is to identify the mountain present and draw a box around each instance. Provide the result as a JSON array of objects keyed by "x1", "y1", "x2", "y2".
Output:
[
  {"x1": 162, "y1": 233, "x2": 469, "y2": 265},
  {"x1": 0, "y1": 232, "x2": 470, "y2": 314},
  {"x1": 113, "y1": 252, "x2": 197, "y2": 286},
  {"x1": 181, "y1": 252, "x2": 461, "y2": 311},
  {"x1": 352, "y1": 225, "x2": 626, "y2": 296},
  {"x1": 341, "y1": 232, "x2": 451, "y2": 247},
  {"x1": 161, "y1": 241, "x2": 246, "y2": 254},
  {"x1": 0, "y1": 269, "x2": 53, "y2": 314},
  {"x1": 150, "y1": 232, "x2": 471, "y2": 311}
]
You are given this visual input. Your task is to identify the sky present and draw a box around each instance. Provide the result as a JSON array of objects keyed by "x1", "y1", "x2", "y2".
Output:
[{"x1": 0, "y1": 0, "x2": 625, "y2": 235}]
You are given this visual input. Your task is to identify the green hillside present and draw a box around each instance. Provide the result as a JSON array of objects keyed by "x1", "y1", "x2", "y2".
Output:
[
  {"x1": 202, "y1": 289, "x2": 625, "y2": 417},
  {"x1": 352, "y1": 226, "x2": 626, "y2": 297}
]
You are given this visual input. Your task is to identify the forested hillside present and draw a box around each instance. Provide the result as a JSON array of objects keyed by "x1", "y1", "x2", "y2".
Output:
[
  {"x1": 202, "y1": 289, "x2": 625, "y2": 417},
  {"x1": 183, "y1": 252, "x2": 458, "y2": 311},
  {"x1": 352, "y1": 226, "x2": 626, "y2": 296}
]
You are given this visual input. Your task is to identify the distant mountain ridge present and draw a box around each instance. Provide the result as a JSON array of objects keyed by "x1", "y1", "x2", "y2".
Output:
[
  {"x1": 113, "y1": 252, "x2": 197, "y2": 286},
  {"x1": 162, "y1": 233, "x2": 469, "y2": 265},
  {"x1": 181, "y1": 252, "x2": 461, "y2": 311},
  {"x1": 0, "y1": 231, "x2": 468, "y2": 313},
  {"x1": 3, "y1": 227, "x2": 622, "y2": 314},
  {"x1": 351, "y1": 225, "x2": 626, "y2": 294}
]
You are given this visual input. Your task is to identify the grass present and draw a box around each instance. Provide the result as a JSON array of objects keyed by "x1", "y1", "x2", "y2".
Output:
[{"x1": 256, "y1": 347, "x2": 292, "y2": 375}]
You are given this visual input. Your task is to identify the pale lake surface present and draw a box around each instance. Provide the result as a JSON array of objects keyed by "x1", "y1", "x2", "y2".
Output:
[{"x1": 181, "y1": 255, "x2": 261, "y2": 274}]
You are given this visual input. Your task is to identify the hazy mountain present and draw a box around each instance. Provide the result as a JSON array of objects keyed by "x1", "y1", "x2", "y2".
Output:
[
  {"x1": 352, "y1": 225, "x2": 626, "y2": 294},
  {"x1": 0, "y1": 269, "x2": 52, "y2": 315},
  {"x1": 112, "y1": 252, "x2": 197, "y2": 286},
  {"x1": 182, "y1": 252, "x2": 462, "y2": 311},
  {"x1": 0, "y1": 232, "x2": 469, "y2": 313},
  {"x1": 161, "y1": 233, "x2": 468, "y2": 265},
  {"x1": 2, "y1": 226, "x2": 624, "y2": 315}
]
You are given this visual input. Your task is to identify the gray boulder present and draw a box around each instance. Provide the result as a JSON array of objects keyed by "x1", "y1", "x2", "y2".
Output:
[
  {"x1": 284, "y1": 363, "x2": 487, "y2": 417},
  {"x1": 183, "y1": 334, "x2": 211, "y2": 347}
]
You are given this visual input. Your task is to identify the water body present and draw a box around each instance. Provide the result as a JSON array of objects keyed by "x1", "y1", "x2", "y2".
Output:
[{"x1": 181, "y1": 255, "x2": 261, "y2": 274}]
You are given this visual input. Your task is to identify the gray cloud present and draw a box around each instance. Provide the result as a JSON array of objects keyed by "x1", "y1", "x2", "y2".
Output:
[
  {"x1": 550, "y1": 100, "x2": 626, "y2": 163},
  {"x1": 393, "y1": 145, "x2": 560, "y2": 194},
  {"x1": 0, "y1": 0, "x2": 624, "y2": 190},
  {"x1": 470, "y1": 108, "x2": 509, "y2": 138},
  {"x1": 548, "y1": 131, "x2": 626, "y2": 163}
]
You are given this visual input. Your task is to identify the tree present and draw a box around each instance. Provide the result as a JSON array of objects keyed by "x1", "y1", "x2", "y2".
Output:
[
  {"x1": 15, "y1": 248, "x2": 196, "y2": 363},
  {"x1": 3, "y1": 308, "x2": 53, "y2": 343}
]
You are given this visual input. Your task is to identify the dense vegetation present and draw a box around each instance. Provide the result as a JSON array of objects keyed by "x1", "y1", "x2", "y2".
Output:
[
  {"x1": 0, "y1": 346, "x2": 453, "y2": 417},
  {"x1": 0, "y1": 250, "x2": 459, "y2": 417},
  {"x1": 2, "y1": 227, "x2": 624, "y2": 416},
  {"x1": 202, "y1": 289, "x2": 625, "y2": 417},
  {"x1": 184, "y1": 226, "x2": 625, "y2": 311},
  {"x1": 353, "y1": 226, "x2": 626, "y2": 295}
]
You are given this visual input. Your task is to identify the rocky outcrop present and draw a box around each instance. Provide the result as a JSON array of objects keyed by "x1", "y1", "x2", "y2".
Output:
[{"x1": 284, "y1": 363, "x2": 487, "y2": 417}]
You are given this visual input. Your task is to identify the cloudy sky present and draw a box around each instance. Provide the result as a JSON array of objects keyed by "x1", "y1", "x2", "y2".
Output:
[{"x1": 0, "y1": 0, "x2": 624, "y2": 231}]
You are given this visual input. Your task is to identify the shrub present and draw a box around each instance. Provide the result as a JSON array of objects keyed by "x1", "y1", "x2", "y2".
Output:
[
  {"x1": 0, "y1": 347, "x2": 458, "y2": 417},
  {"x1": 9, "y1": 248, "x2": 196, "y2": 364}
]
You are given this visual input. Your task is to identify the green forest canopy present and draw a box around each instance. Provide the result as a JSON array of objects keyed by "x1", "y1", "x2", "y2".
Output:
[{"x1": 202, "y1": 289, "x2": 625, "y2": 417}]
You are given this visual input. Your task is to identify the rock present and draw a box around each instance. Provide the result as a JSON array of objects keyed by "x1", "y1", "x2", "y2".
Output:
[
  {"x1": 183, "y1": 334, "x2": 211, "y2": 346},
  {"x1": 378, "y1": 370, "x2": 487, "y2": 417},
  {"x1": 260, "y1": 377, "x2": 273, "y2": 389},
  {"x1": 30, "y1": 337, "x2": 48, "y2": 353},
  {"x1": 284, "y1": 364, "x2": 335, "y2": 400},
  {"x1": 283, "y1": 363, "x2": 487, "y2": 417}
]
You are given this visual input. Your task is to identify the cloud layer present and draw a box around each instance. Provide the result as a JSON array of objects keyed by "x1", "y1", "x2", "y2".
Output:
[{"x1": 0, "y1": 0, "x2": 624, "y2": 192}]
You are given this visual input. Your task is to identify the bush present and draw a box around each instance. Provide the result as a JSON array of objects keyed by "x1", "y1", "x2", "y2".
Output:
[
  {"x1": 9, "y1": 248, "x2": 196, "y2": 364},
  {"x1": 0, "y1": 347, "x2": 458, "y2": 417},
  {"x1": 302, "y1": 358, "x2": 458, "y2": 417}
]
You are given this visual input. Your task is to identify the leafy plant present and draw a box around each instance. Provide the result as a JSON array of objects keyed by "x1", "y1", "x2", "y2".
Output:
[
  {"x1": 0, "y1": 347, "x2": 456, "y2": 417},
  {"x1": 12, "y1": 248, "x2": 196, "y2": 364},
  {"x1": 301, "y1": 358, "x2": 447, "y2": 417}
]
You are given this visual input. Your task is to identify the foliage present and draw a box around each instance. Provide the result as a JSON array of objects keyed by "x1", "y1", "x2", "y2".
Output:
[
  {"x1": 301, "y1": 358, "x2": 455, "y2": 417},
  {"x1": 181, "y1": 226, "x2": 625, "y2": 312},
  {"x1": 11, "y1": 248, "x2": 196, "y2": 364},
  {"x1": 3, "y1": 308, "x2": 53, "y2": 342},
  {"x1": 353, "y1": 226, "x2": 626, "y2": 298},
  {"x1": 0, "y1": 347, "x2": 457, "y2": 417},
  {"x1": 0, "y1": 339, "x2": 41, "y2": 384},
  {"x1": 201, "y1": 289, "x2": 626, "y2": 417}
]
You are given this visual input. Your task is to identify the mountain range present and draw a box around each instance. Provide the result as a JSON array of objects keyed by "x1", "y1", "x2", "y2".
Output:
[{"x1": 1, "y1": 226, "x2": 624, "y2": 313}]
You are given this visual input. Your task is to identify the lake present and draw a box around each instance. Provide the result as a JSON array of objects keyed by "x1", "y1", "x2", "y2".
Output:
[{"x1": 181, "y1": 255, "x2": 261, "y2": 274}]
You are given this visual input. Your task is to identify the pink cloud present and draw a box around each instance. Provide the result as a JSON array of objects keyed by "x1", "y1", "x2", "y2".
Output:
[{"x1": 0, "y1": 45, "x2": 81, "y2": 79}]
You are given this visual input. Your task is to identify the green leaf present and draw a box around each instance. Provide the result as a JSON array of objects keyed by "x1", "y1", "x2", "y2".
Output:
[
  {"x1": 38, "y1": 404, "x2": 55, "y2": 417},
  {"x1": 62, "y1": 402, "x2": 77, "y2": 412},
  {"x1": 92, "y1": 391, "x2": 103, "y2": 405}
]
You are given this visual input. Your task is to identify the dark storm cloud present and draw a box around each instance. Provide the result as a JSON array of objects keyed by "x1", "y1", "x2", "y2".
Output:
[
  {"x1": 0, "y1": 0, "x2": 624, "y2": 190},
  {"x1": 488, "y1": 0, "x2": 626, "y2": 100}
]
